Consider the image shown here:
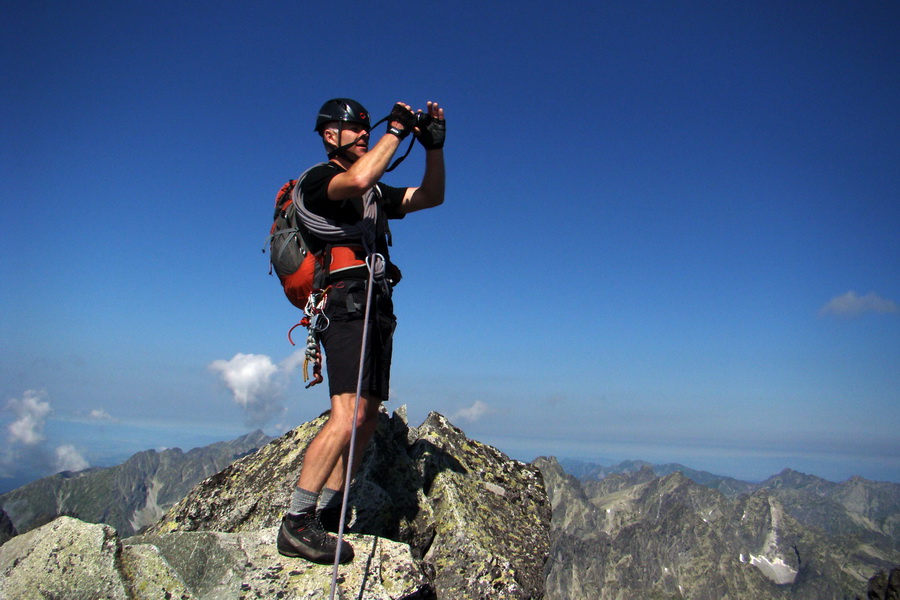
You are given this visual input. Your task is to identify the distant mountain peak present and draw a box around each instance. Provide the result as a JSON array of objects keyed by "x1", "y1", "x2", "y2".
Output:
[
  {"x1": 0, "y1": 430, "x2": 275, "y2": 539},
  {"x1": 540, "y1": 454, "x2": 900, "y2": 599}
]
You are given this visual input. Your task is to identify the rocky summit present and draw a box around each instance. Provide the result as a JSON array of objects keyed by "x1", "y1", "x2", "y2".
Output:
[{"x1": 0, "y1": 408, "x2": 551, "y2": 599}]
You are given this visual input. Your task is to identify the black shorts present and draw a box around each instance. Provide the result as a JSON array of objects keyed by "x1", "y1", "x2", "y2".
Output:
[{"x1": 320, "y1": 280, "x2": 396, "y2": 400}]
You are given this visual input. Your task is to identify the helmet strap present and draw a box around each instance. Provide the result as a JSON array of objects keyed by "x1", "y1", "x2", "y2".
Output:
[{"x1": 325, "y1": 122, "x2": 365, "y2": 163}]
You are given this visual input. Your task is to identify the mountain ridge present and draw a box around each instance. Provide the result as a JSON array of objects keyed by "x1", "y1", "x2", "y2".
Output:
[
  {"x1": 0, "y1": 429, "x2": 273, "y2": 540},
  {"x1": 538, "y1": 456, "x2": 900, "y2": 599},
  {"x1": 556, "y1": 458, "x2": 900, "y2": 553}
]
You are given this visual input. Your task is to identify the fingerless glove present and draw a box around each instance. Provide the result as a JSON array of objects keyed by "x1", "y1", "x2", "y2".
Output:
[
  {"x1": 386, "y1": 103, "x2": 417, "y2": 139},
  {"x1": 417, "y1": 118, "x2": 446, "y2": 150}
]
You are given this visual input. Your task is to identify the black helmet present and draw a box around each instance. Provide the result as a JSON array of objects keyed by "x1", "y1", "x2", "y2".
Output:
[{"x1": 314, "y1": 98, "x2": 370, "y2": 134}]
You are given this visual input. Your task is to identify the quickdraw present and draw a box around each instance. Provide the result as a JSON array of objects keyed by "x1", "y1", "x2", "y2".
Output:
[{"x1": 288, "y1": 287, "x2": 331, "y2": 388}]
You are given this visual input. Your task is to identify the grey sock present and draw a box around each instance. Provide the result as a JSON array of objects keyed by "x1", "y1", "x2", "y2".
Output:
[
  {"x1": 318, "y1": 487, "x2": 344, "y2": 511},
  {"x1": 288, "y1": 486, "x2": 319, "y2": 515}
]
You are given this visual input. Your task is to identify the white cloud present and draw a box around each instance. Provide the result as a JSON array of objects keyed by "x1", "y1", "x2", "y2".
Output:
[
  {"x1": 54, "y1": 444, "x2": 89, "y2": 473},
  {"x1": 451, "y1": 400, "x2": 494, "y2": 424},
  {"x1": 209, "y1": 351, "x2": 305, "y2": 427},
  {"x1": 89, "y1": 409, "x2": 113, "y2": 421},
  {"x1": 6, "y1": 390, "x2": 51, "y2": 446},
  {"x1": 2, "y1": 390, "x2": 91, "y2": 479},
  {"x1": 818, "y1": 291, "x2": 899, "y2": 318},
  {"x1": 210, "y1": 353, "x2": 278, "y2": 407}
]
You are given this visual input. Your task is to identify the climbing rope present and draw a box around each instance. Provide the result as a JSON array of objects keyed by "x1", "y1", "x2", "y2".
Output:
[{"x1": 329, "y1": 253, "x2": 382, "y2": 600}]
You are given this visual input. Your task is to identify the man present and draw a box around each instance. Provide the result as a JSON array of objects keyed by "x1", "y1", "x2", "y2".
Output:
[{"x1": 276, "y1": 98, "x2": 445, "y2": 564}]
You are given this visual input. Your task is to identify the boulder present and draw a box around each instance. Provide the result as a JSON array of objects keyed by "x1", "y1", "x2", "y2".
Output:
[
  {"x1": 0, "y1": 515, "x2": 432, "y2": 599},
  {"x1": 0, "y1": 516, "x2": 128, "y2": 600}
]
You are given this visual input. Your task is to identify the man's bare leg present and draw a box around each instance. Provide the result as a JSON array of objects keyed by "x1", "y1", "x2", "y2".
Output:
[
  {"x1": 298, "y1": 392, "x2": 382, "y2": 496},
  {"x1": 277, "y1": 392, "x2": 380, "y2": 563}
]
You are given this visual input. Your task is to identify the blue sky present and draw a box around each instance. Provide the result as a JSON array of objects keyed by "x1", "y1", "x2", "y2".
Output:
[{"x1": 2, "y1": 1, "x2": 898, "y2": 492}]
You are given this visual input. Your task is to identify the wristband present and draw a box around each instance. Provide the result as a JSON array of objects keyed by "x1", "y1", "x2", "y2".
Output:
[
  {"x1": 388, "y1": 103, "x2": 417, "y2": 128},
  {"x1": 386, "y1": 124, "x2": 410, "y2": 140}
]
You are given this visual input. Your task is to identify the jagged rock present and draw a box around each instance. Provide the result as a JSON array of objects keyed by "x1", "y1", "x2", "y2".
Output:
[
  {"x1": 149, "y1": 408, "x2": 550, "y2": 599},
  {"x1": 731, "y1": 490, "x2": 801, "y2": 585},
  {"x1": 761, "y1": 470, "x2": 900, "y2": 552},
  {"x1": 535, "y1": 456, "x2": 604, "y2": 538},
  {"x1": 868, "y1": 565, "x2": 900, "y2": 600},
  {"x1": 0, "y1": 515, "x2": 431, "y2": 599},
  {"x1": 535, "y1": 456, "x2": 896, "y2": 600},
  {"x1": 561, "y1": 460, "x2": 900, "y2": 557}
]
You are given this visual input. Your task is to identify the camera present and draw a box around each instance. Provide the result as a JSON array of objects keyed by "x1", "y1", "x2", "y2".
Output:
[{"x1": 415, "y1": 112, "x2": 432, "y2": 127}]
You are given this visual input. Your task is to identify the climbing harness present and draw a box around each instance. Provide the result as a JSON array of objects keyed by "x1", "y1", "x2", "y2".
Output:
[
  {"x1": 329, "y1": 253, "x2": 382, "y2": 600},
  {"x1": 288, "y1": 287, "x2": 331, "y2": 388}
]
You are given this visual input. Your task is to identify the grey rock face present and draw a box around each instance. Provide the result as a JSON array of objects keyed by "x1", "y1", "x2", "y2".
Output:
[
  {"x1": 0, "y1": 516, "x2": 129, "y2": 600},
  {"x1": 536, "y1": 456, "x2": 900, "y2": 600},
  {"x1": 867, "y1": 566, "x2": 900, "y2": 600},
  {"x1": 760, "y1": 469, "x2": 900, "y2": 552}
]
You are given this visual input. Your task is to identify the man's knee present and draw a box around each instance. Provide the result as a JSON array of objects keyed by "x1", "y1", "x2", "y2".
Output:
[{"x1": 330, "y1": 394, "x2": 381, "y2": 430}]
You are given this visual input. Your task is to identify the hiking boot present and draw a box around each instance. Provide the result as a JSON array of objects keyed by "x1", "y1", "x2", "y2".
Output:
[
  {"x1": 276, "y1": 512, "x2": 354, "y2": 564},
  {"x1": 317, "y1": 505, "x2": 347, "y2": 534}
]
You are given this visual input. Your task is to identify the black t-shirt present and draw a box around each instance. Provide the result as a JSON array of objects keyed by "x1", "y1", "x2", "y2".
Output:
[
  {"x1": 298, "y1": 161, "x2": 407, "y2": 266},
  {"x1": 299, "y1": 162, "x2": 407, "y2": 226}
]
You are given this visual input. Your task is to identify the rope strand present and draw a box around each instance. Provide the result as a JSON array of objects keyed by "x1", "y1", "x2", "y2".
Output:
[{"x1": 329, "y1": 253, "x2": 382, "y2": 599}]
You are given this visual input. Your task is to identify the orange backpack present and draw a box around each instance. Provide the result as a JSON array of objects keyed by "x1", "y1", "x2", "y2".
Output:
[
  {"x1": 264, "y1": 180, "x2": 368, "y2": 309},
  {"x1": 264, "y1": 180, "x2": 318, "y2": 308}
]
